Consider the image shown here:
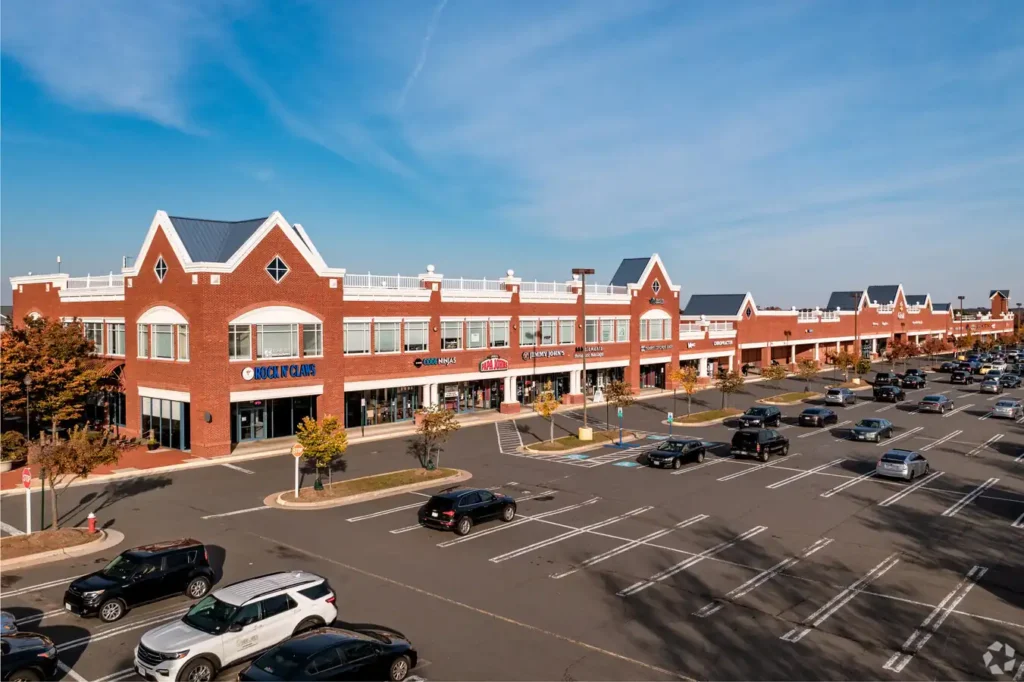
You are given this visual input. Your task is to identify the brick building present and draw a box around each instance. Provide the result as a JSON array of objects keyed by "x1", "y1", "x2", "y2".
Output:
[{"x1": 9, "y1": 210, "x2": 1015, "y2": 457}]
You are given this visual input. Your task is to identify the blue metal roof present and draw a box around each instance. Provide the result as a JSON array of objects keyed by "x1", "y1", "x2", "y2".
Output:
[
  {"x1": 990, "y1": 289, "x2": 1010, "y2": 299},
  {"x1": 905, "y1": 295, "x2": 928, "y2": 306},
  {"x1": 932, "y1": 303, "x2": 951, "y2": 311},
  {"x1": 609, "y1": 258, "x2": 650, "y2": 287},
  {"x1": 826, "y1": 290, "x2": 863, "y2": 311},
  {"x1": 169, "y1": 216, "x2": 269, "y2": 263},
  {"x1": 683, "y1": 294, "x2": 747, "y2": 317},
  {"x1": 866, "y1": 285, "x2": 900, "y2": 306}
]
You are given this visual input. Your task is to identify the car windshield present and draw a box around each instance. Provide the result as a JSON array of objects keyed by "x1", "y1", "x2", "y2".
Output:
[
  {"x1": 827, "y1": 389, "x2": 842, "y2": 395},
  {"x1": 858, "y1": 420, "x2": 882, "y2": 428},
  {"x1": 745, "y1": 408, "x2": 770, "y2": 416},
  {"x1": 733, "y1": 431, "x2": 758, "y2": 445},
  {"x1": 922, "y1": 396, "x2": 942, "y2": 402},
  {"x1": 183, "y1": 595, "x2": 238, "y2": 635},
  {"x1": 424, "y1": 496, "x2": 455, "y2": 512},
  {"x1": 253, "y1": 646, "x2": 308, "y2": 678},
  {"x1": 803, "y1": 409, "x2": 824, "y2": 415},
  {"x1": 881, "y1": 453, "x2": 909, "y2": 463},
  {"x1": 656, "y1": 441, "x2": 687, "y2": 453},
  {"x1": 995, "y1": 401, "x2": 1015, "y2": 408},
  {"x1": 101, "y1": 553, "x2": 145, "y2": 579}
]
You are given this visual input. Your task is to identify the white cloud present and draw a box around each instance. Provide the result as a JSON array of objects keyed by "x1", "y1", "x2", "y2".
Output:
[{"x1": 397, "y1": 0, "x2": 449, "y2": 111}]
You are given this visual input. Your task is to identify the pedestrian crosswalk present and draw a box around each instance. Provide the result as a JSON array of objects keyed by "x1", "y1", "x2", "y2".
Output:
[{"x1": 495, "y1": 420, "x2": 524, "y2": 454}]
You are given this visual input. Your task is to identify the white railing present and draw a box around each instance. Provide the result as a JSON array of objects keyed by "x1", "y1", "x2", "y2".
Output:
[
  {"x1": 878, "y1": 304, "x2": 894, "y2": 313},
  {"x1": 441, "y1": 277, "x2": 507, "y2": 291},
  {"x1": 344, "y1": 274, "x2": 422, "y2": 289},
  {"x1": 65, "y1": 273, "x2": 125, "y2": 289},
  {"x1": 820, "y1": 311, "x2": 840, "y2": 321},
  {"x1": 708, "y1": 321, "x2": 734, "y2": 332},
  {"x1": 679, "y1": 322, "x2": 702, "y2": 334},
  {"x1": 797, "y1": 311, "x2": 818, "y2": 322},
  {"x1": 520, "y1": 281, "x2": 572, "y2": 294},
  {"x1": 907, "y1": 305, "x2": 922, "y2": 313},
  {"x1": 584, "y1": 283, "x2": 628, "y2": 295}
]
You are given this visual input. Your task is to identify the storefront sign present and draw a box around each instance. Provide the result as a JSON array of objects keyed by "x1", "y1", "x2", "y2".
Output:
[
  {"x1": 413, "y1": 357, "x2": 456, "y2": 368},
  {"x1": 713, "y1": 340, "x2": 733, "y2": 346},
  {"x1": 444, "y1": 386, "x2": 459, "y2": 398},
  {"x1": 641, "y1": 344, "x2": 673, "y2": 352},
  {"x1": 649, "y1": 297, "x2": 665, "y2": 305},
  {"x1": 687, "y1": 342, "x2": 697, "y2": 348},
  {"x1": 522, "y1": 350, "x2": 565, "y2": 360},
  {"x1": 479, "y1": 355, "x2": 510, "y2": 372},
  {"x1": 242, "y1": 363, "x2": 316, "y2": 381},
  {"x1": 573, "y1": 345, "x2": 605, "y2": 359}
]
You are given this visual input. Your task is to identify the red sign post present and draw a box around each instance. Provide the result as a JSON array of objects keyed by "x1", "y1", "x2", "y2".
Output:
[{"x1": 22, "y1": 467, "x2": 32, "y2": 534}]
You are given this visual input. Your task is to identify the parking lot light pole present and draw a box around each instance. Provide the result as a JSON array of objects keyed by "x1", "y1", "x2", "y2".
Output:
[
  {"x1": 572, "y1": 268, "x2": 595, "y2": 430},
  {"x1": 957, "y1": 295, "x2": 965, "y2": 343},
  {"x1": 850, "y1": 292, "x2": 860, "y2": 358}
]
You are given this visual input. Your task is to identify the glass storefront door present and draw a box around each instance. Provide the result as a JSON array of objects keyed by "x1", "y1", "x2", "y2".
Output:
[
  {"x1": 440, "y1": 380, "x2": 500, "y2": 413},
  {"x1": 640, "y1": 364, "x2": 666, "y2": 389},
  {"x1": 238, "y1": 404, "x2": 266, "y2": 442}
]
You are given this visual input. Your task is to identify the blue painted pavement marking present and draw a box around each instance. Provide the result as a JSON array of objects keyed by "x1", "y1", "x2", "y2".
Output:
[
  {"x1": 614, "y1": 461, "x2": 642, "y2": 467},
  {"x1": 565, "y1": 454, "x2": 590, "y2": 460}
]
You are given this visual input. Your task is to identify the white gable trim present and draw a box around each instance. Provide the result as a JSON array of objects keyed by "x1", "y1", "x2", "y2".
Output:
[
  {"x1": 137, "y1": 306, "x2": 188, "y2": 325},
  {"x1": 990, "y1": 291, "x2": 1009, "y2": 300},
  {"x1": 626, "y1": 253, "x2": 681, "y2": 293},
  {"x1": 230, "y1": 306, "x2": 321, "y2": 325}
]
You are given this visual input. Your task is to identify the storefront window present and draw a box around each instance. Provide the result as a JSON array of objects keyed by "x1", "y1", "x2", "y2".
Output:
[
  {"x1": 256, "y1": 323, "x2": 298, "y2": 359},
  {"x1": 85, "y1": 322, "x2": 104, "y2": 354},
  {"x1": 559, "y1": 319, "x2": 574, "y2": 345},
  {"x1": 616, "y1": 319, "x2": 629, "y2": 342},
  {"x1": 344, "y1": 322, "x2": 370, "y2": 355},
  {"x1": 152, "y1": 324, "x2": 174, "y2": 359},
  {"x1": 600, "y1": 318, "x2": 613, "y2": 343},
  {"x1": 138, "y1": 324, "x2": 149, "y2": 358},
  {"x1": 520, "y1": 319, "x2": 537, "y2": 347},
  {"x1": 303, "y1": 323, "x2": 323, "y2": 357},
  {"x1": 468, "y1": 321, "x2": 486, "y2": 349},
  {"x1": 441, "y1": 321, "x2": 462, "y2": 350},
  {"x1": 585, "y1": 319, "x2": 598, "y2": 343},
  {"x1": 107, "y1": 323, "x2": 125, "y2": 356},
  {"x1": 404, "y1": 321, "x2": 428, "y2": 352},
  {"x1": 374, "y1": 321, "x2": 400, "y2": 353},
  {"x1": 640, "y1": 364, "x2": 666, "y2": 389},
  {"x1": 439, "y1": 380, "x2": 500, "y2": 413},
  {"x1": 229, "y1": 324, "x2": 251, "y2": 360},
  {"x1": 344, "y1": 388, "x2": 419, "y2": 428},
  {"x1": 540, "y1": 320, "x2": 556, "y2": 346},
  {"x1": 232, "y1": 396, "x2": 317, "y2": 443},
  {"x1": 141, "y1": 396, "x2": 190, "y2": 450},
  {"x1": 490, "y1": 320, "x2": 509, "y2": 348},
  {"x1": 641, "y1": 319, "x2": 666, "y2": 341},
  {"x1": 177, "y1": 325, "x2": 189, "y2": 361}
]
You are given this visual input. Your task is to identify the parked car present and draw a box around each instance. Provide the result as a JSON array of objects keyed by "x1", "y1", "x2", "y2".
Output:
[
  {"x1": 238, "y1": 626, "x2": 418, "y2": 681},
  {"x1": 904, "y1": 368, "x2": 926, "y2": 378},
  {"x1": 938, "y1": 362, "x2": 958, "y2": 372},
  {"x1": 64, "y1": 539, "x2": 214, "y2": 623},
  {"x1": 958, "y1": 361, "x2": 980, "y2": 374},
  {"x1": 850, "y1": 418, "x2": 895, "y2": 442},
  {"x1": 1, "y1": 633, "x2": 58, "y2": 682},
  {"x1": 980, "y1": 379, "x2": 1003, "y2": 395},
  {"x1": 418, "y1": 488, "x2": 516, "y2": 535},
  {"x1": 950, "y1": 371, "x2": 975, "y2": 385},
  {"x1": 992, "y1": 399, "x2": 1023, "y2": 420},
  {"x1": 901, "y1": 374, "x2": 926, "y2": 389},
  {"x1": 824, "y1": 387, "x2": 857, "y2": 406},
  {"x1": 873, "y1": 372, "x2": 902, "y2": 386},
  {"x1": 991, "y1": 361, "x2": 1008, "y2": 372},
  {"x1": 918, "y1": 395, "x2": 954, "y2": 413},
  {"x1": 873, "y1": 385, "x2": 905, "y2": 403},
  {"x1": 876, "y1": 449, "x2": 930, "y2": 481},
  {"x1": 135, "y1": 571, "x2": 338, "y2": 682},
  {"x1": 999, "y1": 373, "x2": 1022, "y2": 388},
  {"x1": 799, "y1": 407, "x2": 838, "y2": 426},
  {"x1": 645, "y1": 438, "x2": 706, "y2": 469},
  {"x1": 736, "y1": 406, "x2": 783, "y2": 428},
  {"x1": 986, "y1": 370, "x2": 1003, "y2": 382},
  {"x1": 730, "y1": 429, "x2": 789, "y2": 462},
  {"x1": 979, "y1": 364, "x2": 994, "y2": 375}
]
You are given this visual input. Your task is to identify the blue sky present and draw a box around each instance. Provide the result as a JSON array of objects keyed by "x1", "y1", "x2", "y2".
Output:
[{"x1": 2, "y1": 0, "x2": 1022, "y2": 308}]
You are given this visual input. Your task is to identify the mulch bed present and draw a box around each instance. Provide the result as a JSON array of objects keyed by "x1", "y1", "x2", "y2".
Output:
[
  {"x1": 292, "y1": 468, "x2": 457, "y2": 501},
  {"x1": 0, "y1": 528, "x2": 96, "y2": 559}
]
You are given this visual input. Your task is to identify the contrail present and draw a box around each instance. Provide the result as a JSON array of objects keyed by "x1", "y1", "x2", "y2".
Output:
[{"x1": 398, "y1": 0, "x2": 448, "y2": 110}]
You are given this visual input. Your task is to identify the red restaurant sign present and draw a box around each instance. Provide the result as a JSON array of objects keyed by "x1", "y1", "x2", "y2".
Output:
[{"x1": 479, "y1": 355, "x2": 510, "y2": 372}]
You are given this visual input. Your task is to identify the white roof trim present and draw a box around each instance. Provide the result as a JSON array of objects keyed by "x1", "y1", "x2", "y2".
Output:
[
  {"x1": 137, "y1": 306, "x2": 188, "y2": 325},
  {"x1": 10, "y1": 273, "x2": 69, "y2": 289},
  {"x1": 230, "y1": 384, "x2": 324, "y2": 402},
  {"x1": 626, "y1": 253, "x2": 682, "y2": 293},
  {"x1": 640, "y1": 308, "x2": 672, "y2": 320},
  {"x1": 138, "y1": 386, "x2": 191, "y2": 402},
  {"x1": 230, "y1": 306, "x2": 321, "y2": 325}
]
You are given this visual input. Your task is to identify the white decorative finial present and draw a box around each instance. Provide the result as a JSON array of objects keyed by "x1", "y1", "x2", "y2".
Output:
[
  {"x1": 426, "y1": 264, "x2": 435, "y2": 273},
  {"x1": 572, "y1": 273, "x2": 580, "y2": 281},
  {"x1": 507, "y1": 269, "x2": 514, "y2": 277}
]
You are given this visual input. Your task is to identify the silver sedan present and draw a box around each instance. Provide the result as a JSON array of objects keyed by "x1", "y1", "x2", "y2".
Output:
[
  {"x1": 876, "y1": 449, "x2": 930, "y2": 481},
  {"x1": 992, "y1": 399, "x2": 1023, "y2": 420}
]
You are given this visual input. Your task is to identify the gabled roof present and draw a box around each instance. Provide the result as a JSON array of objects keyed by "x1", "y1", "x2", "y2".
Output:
[
  {"x1": 683, "y1": 294, "x2": 748, "y2": 317},
  {"x1": 990, "y1": 289, "x2": 1010, "y2": 299},
  {"x1": 866, "y1": 285, "x2": 900, "y2": 305},
  {"x1": 905, "y1": 294, "x2": 928, "y2": 306},
  {"x1": 169, "y1": 216, "x2": 268, "y2": 263},
  {"x1": 826, "y1": 290, "x2": 864, "y2": 311},
  {"x1": 933, "y1": 303, "x2": 951, "y2": 312},
  {"x1": 609, "y1": 258, "x2": 650, "y2": 287}
]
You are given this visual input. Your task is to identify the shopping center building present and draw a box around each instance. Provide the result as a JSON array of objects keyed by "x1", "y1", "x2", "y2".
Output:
[{"x1": 9, "y1": 211, "x2": 1016, "y2": 457}]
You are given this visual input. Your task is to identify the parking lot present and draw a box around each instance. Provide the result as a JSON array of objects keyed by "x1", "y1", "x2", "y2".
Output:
[{"x1": 2, "y1": 358, "x2": 1022, "y2": 681}]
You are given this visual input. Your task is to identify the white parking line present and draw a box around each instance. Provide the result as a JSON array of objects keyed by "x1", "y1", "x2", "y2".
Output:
[
  {"x1": 57, "y1": 662, "x2": 88, "y2": 682},
  {"x1": 391, "y1": 490, "x2": 557, "y2": 534},
  {"x1": 877, "y1": 426, "x2": 923, "y2": 447},
  {"x1": 694, "y1": 538, "x2": 833, "y2": 617},
  {"x1": 347, "y1": 500, "x2": 429, "y2": 522},
  {"x1": 875, "y1": 403, "x2": 898, "y2": 413},
  {"x1": 57, "y1": 607, "x2": 188, "y2": 653},
  {"x1": 551, "y1": 514, "x2": 710, "y2": 579},
  {"x1": 617, "y1": 526, "x2": 767, "y2": 597},
  {"x1": 780, "y1": 553, "x2": 900, "y2": 643},
  {"x1": 439, "y1": 498, "x2": 600, "y2": 547},
  {"x1": 766, "y1": 459, "x2": 844, "y2": 489},
  {"x1": 15, "y1": 608, "x2": 67, "y2": 625},
  {"x1": 941, "y1": 478, "x2": 999, "y2": 518},
  {"x1": 220, "y1": 463, "x2": 254, "y2": 474},
  {"x1": 883, "y1": 565, "x2": 987, "y2": 672},
  {"x1": 2, "y1": 575, "x2": 84, "y2": 598},
  {"x1": 93, "y1": 669, "x2": 137, "y2": 682},
  {"x1": 798, "y1": 421, "x2": 850, "y2": 438},
  {"x1": 490, "y1": 507, "x2": 653, "y2": 563},
  {"x1": 717, "y1": 454, "x2": 802, "y2": 481},
  {"x1": 672, "y1": 456, "x2": 735, "y2": 475},
  {"x1": 844, "y1": 401, "x2": 867, "y2": 410},
  {"x1": 200, "y1": 505, "x2": 271, "y2": 520},
  {"x1": 1012, "y1": 511, "x2": 1024, "y2": 529},
  {"x1": 821, "y1": 471, "x2": 877, "y2": 498},
  {"x1": 942, "y1": 403, "x2": 974, "y2": 417},
  {"x1": 0, "y1": 520, "x2": 24, "y2": 536},
  {"x1": 878, "y1": 471, "x2": 944, "y2": 507},
  {"x1": 920, "y1": 430, "x2": 963, "y2": 452},
  {"x1": 966, "y1": 434, "x2": 1003, "y2": 457}
]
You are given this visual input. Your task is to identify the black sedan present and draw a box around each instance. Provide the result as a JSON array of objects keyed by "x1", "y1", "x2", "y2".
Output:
[
  {"x1": 645, "y1": 438, "x2": 706, "y2": 469},
  {"x1": 736, "y1": 406, "x2": 782, "y2": 428},
  {"x1": 901, "y1": 374, "x2": 926, "y2": 389},
  {"x1": 1, "y1": 633, "x2": 59, "y2": 682},
  {"x1": 239, "y1": 627, "x2": 417, "y2": 681},
  {"x1": 873, "y1": 385, "x2": 905, "y2": 402},
  {"x1": 418, "y1": 487, "x2": 516, "y2": 535},
  {"x1": 938, "y1": 362, "x2": 958, "y2": 372},
  {"x1": 849, "y1": 418, "x2": 894, "y2": 442},
  {"x1": 1000, "y1": 373, "x2": 1022, "y2": 388},
  {"x1": 799, "y1": 407, "x2": 838, "y2": 426}
]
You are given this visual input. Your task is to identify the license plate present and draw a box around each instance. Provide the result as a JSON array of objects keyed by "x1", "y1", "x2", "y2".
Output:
[
  {"x1": 65, "y1": 602, "x2": 72, "y2": 611},
  {"x1": 857, "y1": 435, "x2": 865, "y2": 439},
  {"x1": 431, "y1": 511, "x2": 438, "y2": 518}
]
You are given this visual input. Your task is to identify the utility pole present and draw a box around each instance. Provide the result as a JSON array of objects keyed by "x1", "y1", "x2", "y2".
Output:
[
  {"x1": 850, "y1": 292, "x2": 860, "y2": 358},
  {"x1": 572, "y1": 268, "x2": 595, "y2": 430},
  {"x1": 958, "y1": 295, "x2": 965, "y2": 346}
]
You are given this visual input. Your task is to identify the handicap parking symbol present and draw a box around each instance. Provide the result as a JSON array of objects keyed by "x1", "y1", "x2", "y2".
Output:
[{"x1": 614, "y1": 461, "x2": 641, "y2": 467}]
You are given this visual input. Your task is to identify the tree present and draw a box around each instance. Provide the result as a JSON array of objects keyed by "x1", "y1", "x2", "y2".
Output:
[
  {"x1": 32, "y1": 426, "x2": 132, "y2": 529},
  {"x1": 761, "y1": 363, "x2": 788, "y2": 388},
  {"x1": 826, "y1": 348, "x2": 855, "y2": 381},
  {"x1": 796, "y1": 359, "x2": 819, "y2": 392},
  {"x1": 674, "y1": 366, "x2": 700, "y2": 415},
  {"x1": 414, "y1": 407, "x2": 460, "y2": 469},
  {"x1": 1, "y1": 316, "x2": 103, "y2": 440},
  {"x1": 715, "y1": 370, "x2": 745, "y2": 408},
  {"x1": 854, "y1": 355, "x2": 872, "y2": 378},
  {"x1": 920, "y1": 337, "x2": 947, "y2": 361},
  {"x1": 884, "y1": 338, "x2": 911, "y2": 369},
  {"x1": 905, "y1": 341, "x2": 922, "y2": 365},
  {"x1": 604, "y1": 380, "x2": 635, "y2": 442},
  {"x1": 296, "y1": 415, "x2": 348, "y2": 488},
  {"x1": 532, "y1": 381, "x2": 560, "y2": 443}
]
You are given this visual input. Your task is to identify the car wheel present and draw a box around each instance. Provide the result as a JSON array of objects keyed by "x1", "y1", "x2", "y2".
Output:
[
  {"x1": 758, "y1": 449, "x2": 769, "y2": 462},
  {"x1": 293, "y1": 616, "x2": 324, "y2": 635},
  {"x1": 908, "y1": 470, "x2": 916, "y2": 482},
  {"x1": 7, "y1": 670, "x2": 41, "y2": 682},
  {"x1": 781, "y1": 444, "x2": 790, "y2": 456},
  {"x1": 695, "y1": 449, "x2": 705, "y2": 464},
  {"x1": 672, "y1": 457, "x2": 682, "y2": 470},
  {"x1": 501, "y1": 504, "x2": 516, "y2": 522},
  {"x1": 455, "y1": 516, "x2": 472, "y2": 536},
  {"x1": 185, "y1": 576, "x2": 210, "y2": 599},
  {"x1": 389, "y1": 655, "x2": 412, "y2": 682},
  {"x1": 98, "y1": 598, "x2": 125, "y2": 623},
  {"x1": 178, "y1": 657, "x2": 216, "y2": 682},
  {"x1": 924, "y1": 462, "x2": 930, "y2": 473}
]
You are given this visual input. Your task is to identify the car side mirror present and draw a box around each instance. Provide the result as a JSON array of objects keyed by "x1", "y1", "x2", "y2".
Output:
[{"x1": 228, "y1": 623, "x2": 244, "y2": 633}]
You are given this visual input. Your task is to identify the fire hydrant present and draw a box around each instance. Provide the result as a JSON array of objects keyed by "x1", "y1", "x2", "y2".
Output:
[{"x1": 87, "y1": 512, "x2": 97, "y2": 534}]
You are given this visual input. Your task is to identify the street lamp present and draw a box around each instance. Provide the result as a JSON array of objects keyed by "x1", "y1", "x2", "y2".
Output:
[
  {"x1": 850, "y1": 292, "x2": 861, "y2": 358},
  {"x1": 572, "y1": 267, "x2": 595, "y2": 432},
  {"x1": 23, "y1": 374, "x2": 32, "y2": 441},
  {"x1": 957, "y1": 295, "x2": 965, "y2": 342}
]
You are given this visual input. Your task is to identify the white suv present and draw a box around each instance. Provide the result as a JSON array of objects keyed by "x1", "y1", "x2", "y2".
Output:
[{"x1": 134, "y1": 571, "x2": 336, "y2": 681}]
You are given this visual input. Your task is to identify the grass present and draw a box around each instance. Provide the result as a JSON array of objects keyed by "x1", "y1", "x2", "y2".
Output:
[
  {"x1": 675, "y1": 408, "x2": 742, "y2": 424},
  {"x1": 762, "y1": 392, "x2": 817, "y2": 404},
  {"x1": 294, "y1": 467, "x2": 458, "y2": 501},
  {"x1": 530, "y1": 429, "x2": 639, "y2": 452},
  {"x1": 0, "y1": 528, "x2": 96, "y2": 559}
]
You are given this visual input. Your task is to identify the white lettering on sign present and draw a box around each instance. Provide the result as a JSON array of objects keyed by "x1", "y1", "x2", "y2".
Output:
[{"x1": 712, "y1": 340, "x2": 733, "y2": 346}]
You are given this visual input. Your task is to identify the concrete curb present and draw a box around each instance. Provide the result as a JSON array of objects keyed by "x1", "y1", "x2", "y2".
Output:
[
  {"x1": 520, "y1": 433, "x2": 643, "y2": 456},
  {"x1": 757, "y1": 393, "x2": 822, "y2": 405},
  {"x1": 265, "y1": 469, "x2": 472, "y2": 511},
  {"x1": 664, "y1": 411, "x2": 743, "y2": 427},
  {"x1": 2, "y1": 529, "x2": 125, "y2": 570}
]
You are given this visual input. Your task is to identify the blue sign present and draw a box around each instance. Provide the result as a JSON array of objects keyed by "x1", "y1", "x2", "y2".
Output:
[{"x1": 242, "y1": 363, "x2": 316, "y2": 381}]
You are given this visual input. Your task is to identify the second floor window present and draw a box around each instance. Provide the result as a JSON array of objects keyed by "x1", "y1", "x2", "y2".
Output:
[
  {"x1": 256, "y1": 323, "x2": 298, "y2": 359},
  {"x1": 344, "y1": 322, "x2": 370, "y2": 355},
  {"x1": 540, "y1": 320, "x2": 556, "y2": 346},
  {"x1": 559, "y1": 319, "x2": 574, "y2": 345},
  {"x1": 177, "y1": 325, "x2": 189, "y2": 361},
  {"x1": 490, "y1": 320, "x2": 509, "y2": 348},
  {"x1": 641, "y1": 319, "x2": 667, "y2": 341},
  {"x1": 616, "y1": 319, "x2": 629, "y2": 342},
  {"x1": 585, "y1": 319, "x2": 598, "y2": 344},
  {"x1": 138, "y1": 324, "x2": 149, "y2": 358},
  {"x1": 520, "y1": 320, "x2": 537, "y2": 347},
  {"x1": 229, "y1": 324, "x2": 251, "y2": 360},
  {"x1": 152, "y1": 324, "x2": 174, "y2": 359},
  {"x1": 303, "y1": 323, "x2": 323, "y2": 357},
  {"x1": 404, "y1": 321, "x2": 428, "y2": 352},
  {"x1": 600, "y1": 318, "x2": 613, "y2": 343},
  {"x1": 441, "y1": 321, "x2": 462, "y2": 350},
  {"x1": 468, "y1": 321, "x2": 486, "y2": 349},
  {"x1": 84, "y1": 322, "x2": 104, "y2": 354},
  {"x1": 375, "y1": 321, "x2": 400, "y2": 354},
  {"x1": 107, "y1": 323, "x2": 126, "y2": 356}
]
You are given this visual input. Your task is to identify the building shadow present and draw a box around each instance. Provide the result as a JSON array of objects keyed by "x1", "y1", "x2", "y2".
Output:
[{"x1": 60, "y1": 475, "x2": 174, "y2": 527}]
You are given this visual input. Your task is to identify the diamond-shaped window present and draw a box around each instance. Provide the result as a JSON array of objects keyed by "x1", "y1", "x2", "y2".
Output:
[
  {"x1": 154, "y1": 257, "x2": 168, "y2": 281},
  {"x1": 652, "y1": 279, "x2": 661, "y2": 294},
  {"x1": 267, "y1": 256, "x2": 289, "y2": 283}
]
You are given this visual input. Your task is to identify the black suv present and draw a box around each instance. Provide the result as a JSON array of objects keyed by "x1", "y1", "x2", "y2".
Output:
[
  {"x1": 1, "y1": 633, "x2": 58, "y2": 682},
  {"x1": 873, "y1": 385, "x2": 905, "y2": 402},
  {"x1": 418, "y1": 488, "x2": 516, "y2": 536},
  {"x1": 64, "y1": 539, "x2": 215, "y2": 622},
  {"x1": 736, "y1": 406, "x2": 782, "y2": 428},
  {"x1": 874, "y1": 372, "x2": 902, "y2": 386},
  {"x1": 950, "y1": 370, "x2": 974, "y2": 385},
  {"x1": 730, "y1": 429, "x2": 789, "y2": 462}
]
